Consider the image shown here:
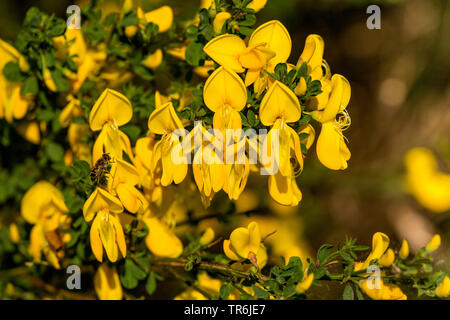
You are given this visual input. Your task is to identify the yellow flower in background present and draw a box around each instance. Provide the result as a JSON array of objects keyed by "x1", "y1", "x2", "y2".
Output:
[
  {"x1": 259, "y1": 80, "x2": 303, "y2": 206},
  {"x1": 248, "y1": 0, "x2": 268, "y2": 12},
  {"x1": 175, "y1": 272, "x2": 238, "y2": 300},
  {"x1": 94, "y1": 263, "x2": 123, "y2": 300},
  {"x1": 399, "y1": 240, "x2": 409, "y2": 259},
  {"x1": 425, "y1": 234, "x2": 441, "y2": 252},
  {"x1": 144, "y1": 217, "x2": 183, "y2": 258},
  {"x1": 90, "y1": 88, "x2": 134, "y2": 163},
  {"x1": 16, "y1": 121, "x2": 40, "y2": 145},
  {"x1": 436, "y1": 276, "x2": 450, "y2": 298},
  {"x1": 21, "y1": 181, "x2": 69, "y2": 268},
  {"x1": 404, "y1": 148, "x2": 450, "y2": 213},
  {"x1": 68, "y1": 123, "x2": 92, "y2": 164},
  {"x1": 142, "y1": 49, "x2": 163, "y2": 69},
  {"x1": 0, "y1": 38, "x2": 32, "y2": 123},
  {"x1": 83, "y1": 187, "x2": 125, "y2": 262},
  {"x1": 360, "y1": 278, "x2": 407, "y2": 300},
  {"x1": 136, "y1": 6, "x2": 174, "y2": 33},
  {"x1": 354, "y1": 232, "x2": 390, "y2": 272},
  {"x1": 296, "y1": 273, "x2": 314, "y2": 294},
  {"x1": 213, "y1": 12, "x2": 232, "y2": 33},
  {"x1": 148, "y1": 102, "x2": 188, "y2": 186},
  {"x1": 199, "y1": 227, "x2": 215, "y2": 245},
  {"x1": 224, "y1": 221, "x2": 261, "y2": 261},
  {"x1": 9, "y1": 223, "x2": 20, "y2": 243}
]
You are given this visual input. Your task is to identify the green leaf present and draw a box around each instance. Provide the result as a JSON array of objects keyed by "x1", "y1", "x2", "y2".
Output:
[
  {"x1": 343, "y1": 283, "x2": 354, "y2": 300},
  {"x1": 252, "y1": 285, "x2": 270, "y2": 299},
  {"x1": 20, "y1": 76, "x2": 38, "y2": 96},
  {"x1": 186, "y1": 42, "x2": 205, "y2": 66},
  {"x1": 220, "y1": 283, "x2": 232, "y2": 299},
  {"x1": 3, "y1": 62, "x2": 24, "y2": 82},
  {"x1": 317, "y1": 244, "x2": 334, "y2": 264},
  {"x1": 46, "y1": 142, "x2": 64, "y2": 162},
  {"x1": 51, "y1": 69, "x2": 70, "y2": 92},
  {"x1": 145, "y1": 272, "x2": 157, "y2": 296}
]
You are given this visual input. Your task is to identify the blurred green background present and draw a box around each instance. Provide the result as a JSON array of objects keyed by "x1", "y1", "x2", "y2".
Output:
[{"x1": 1, "y1": 0, "x2": 449, "y2": 299}]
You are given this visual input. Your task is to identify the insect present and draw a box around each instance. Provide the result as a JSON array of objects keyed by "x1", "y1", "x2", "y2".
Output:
[{"x1": 90, "y1": 153, "x2": 112, "y2": 186}]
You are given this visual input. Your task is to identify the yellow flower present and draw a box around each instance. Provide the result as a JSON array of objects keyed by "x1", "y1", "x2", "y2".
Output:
[
  {"x1": 296, "y1": 273, "x2": 314, "y2": 294},
  {"x1": 224, "y1": 222, "x2": 261, "y2": 260},
  {"x1": 9, "y1": 223, "x2": 20, "y2": 243},
  {"x1": 83, "y1": 188, "x2": 126, "y2": 262},
  {"x1": 90, "y1": 208, "x2": 126, "y2": 263},
  {"x1": 311, "y1": 75, "x2": 351, "y2": 171},
  {"x1": 108, "y1": 158, "x2": 148, "y2": 214},
  {"x1": 142, "y1": 49, "x2": 163, "y2": 69},
  {"x1": 247, "y1": 0, "x2": 267, "y2": 12},
  {"x1": 399, "y1": 240, "x2": 409, "y2": 259},
  {"x1": 204, "y1": 20, "x2": 290, "y2": 94},
  {"x1": 94, "y1": 263, "x2": 123, "y2": 300},
  {"x1": 21, "y1": 181, "x2": 69, "y2": 268},
  {"x1": 199, "y1": 227, "x2": 215, "y2": 245},
  {"x1": 90, "y1": 88, "x2": 134, "y2": 163},
  {"x1": 59, "y1": 95, "x2": 84, "y2": 128},
  {"x1": 17, "y1": 121, "x2": 40, "y2": 145},
  {"x1": 148, "y1": 102, "x2": 188, "y2": 186},
  {"x1": 213, "y1": 12, "x2": 231, "y2": 33},
  {"x1": 204, "y1": 66, "x2": 247, "y2": 131},
  {"x1": 144, "y1": 217, "x2": 183, "y2": 258},
  {"x1": 425, "y1": 234, "x2": 441, "y2": 252},
  {"x1": 436, "y1": 276, "x2": 450, "y2": 298},
  {"x1": 404, "y1": 148, "x2": 450, "y2": 213},
  {"x1": 360, "y1": 278, "x2": 407, "y2": 300},
  {"x1": 259, "y1": 81, "x2": 303, "y2": 206},
  {"x1": 379, "y1": 248, "x2": 395, "y2": 267},
  {"x1": 137, "y1": 6, "x2": 173, "y2": 33},
  {"x1": 0, "y1": 39, "x2": 31, "y2": 123},
  {"x1": 68, "y1": 123, "x2": 92, "y2": 164},
  {"x1": 354, "y1": 232, "x2": 390, "y2": 272}
]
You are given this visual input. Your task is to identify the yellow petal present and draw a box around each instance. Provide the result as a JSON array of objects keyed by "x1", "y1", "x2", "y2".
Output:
[
  {"x1": 204, "y1": 66, "x2": 247, "y2": 112},
  {"x1": 148, "y1": 102, "x2": 183, "y2": 134},
  {"x1": 379, "y1": 248, "x2": 395, "y2": 267},
  {"x1": 203, "y1": 34, "x2": 247, "y2": 73},
  {"x1": 268, "y1": 171, "x2": 302, "y2": 206},
  {"x1": 90, "y1": 214, "x2": 104, "y2": 262},
  {"x1": 296, "y1": 273, "x2": 314, "y2": 294},
  {"x1": 21, "y1": 181, "x2": 68, "y2": 224},
  {"x1": 249, "y1": 20, "x2": 291, "y2": 67},
  {"x1": 213, "y1": 12, "x2": 231, "y2": 33},
  {"x1": 16, "y1": 121, "x2": 40, "y2": 145},
  {"x1": 82, "y1": 188, "x2": 123, "y2": 222},
  {"x1": 223, "y1": 239, "x2": 241, "y2": 261},
  {"x1": 89, "y1": 89, "x2": 133, "y2": 131},
  {"x1": 142, "y1": 49, "x2": 163, "y2": 69},
  {"x1": 144, "y1": 217, "x2": 183, "y2": 258},
  {"x1": 316, "y1": 121, "x2": 350, "y2": 170},
  {"x1": 247, "y1": 0, "x2": 267, "y2": 12},
  {"x1": 260, "y1": 81, "x2": 300, "y2": 125},
  {"x1": 297, "y1": 34, "x2": 324, "y2": 80},
  {"x1": 200, "y1": 227, "x2": 215, "y2": 245},
  {"x1": 143, "y1": 6, "x2": 173, "y2": 33},
  {"x1": 94, "y1": 264, "x2": 123, "y2": 300}
]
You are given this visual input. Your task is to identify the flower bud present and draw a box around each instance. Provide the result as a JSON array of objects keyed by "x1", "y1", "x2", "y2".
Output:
[
  {"x1": 142, "y1": 49, "x2": 163, "y2": 69},
  {"x1": 199, "y1": 227, "x2": 215, "y2": 245},
  {"x1": 9, "y1": 224, "x2": 20, "y2": 243},
  {"x1": 399, "y1": 239, "x2": 409, "y2": 259},
  {"x1": 426, "y1": 234, "x2": 441, "y2": 252},
  {"x1": 379, "y1": 248, "x2": 395, "y2": 267},
  {"x1": 436, "y1": 276, "x2": 450, "y2": 298},
  {"x1": 125, "y1": 25, "x2": 138, "y2": 38}
]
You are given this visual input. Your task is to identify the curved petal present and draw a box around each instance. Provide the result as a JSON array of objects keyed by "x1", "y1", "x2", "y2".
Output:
[
  {"x1": 89, "y1": 89, "x2": 133, "y2": 131},
  {"x1": 316, "y1": 122, "x2": 350, "y2": 170},
  {"x1": 148, "y1": 102, "x2": 183, "y2": 134},
  {"x1": 83, "y1": 188, "x2": 124, "y2": 222},
  {"x1": 260, "y1": 81, "x2": 300, "y2": 125},
  {"x1": 203, "y1": 34, "x2": 247, "y2": 73},
  {"x1": 204, "y1": 66, "x2": 247, "y2": 112},
  {"x1": 249, "y1": 20, "x2": 291, "y2": 66},
  {"x1": 144, "y1": 6, "x2": 173, "y2": 33},
  {"x1": 144, "y1": 217, "x2": 183, "y2": 258}
]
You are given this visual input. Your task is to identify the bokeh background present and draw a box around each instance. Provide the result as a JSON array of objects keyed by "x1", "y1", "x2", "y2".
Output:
[{"x1": 1, "y1": 0, "x2": 449, "y2": 299}]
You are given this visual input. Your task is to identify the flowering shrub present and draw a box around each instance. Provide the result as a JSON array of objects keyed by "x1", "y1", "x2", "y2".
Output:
[{"x1": 0, "y1": 0, "x2": 448, "y2": 300}]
